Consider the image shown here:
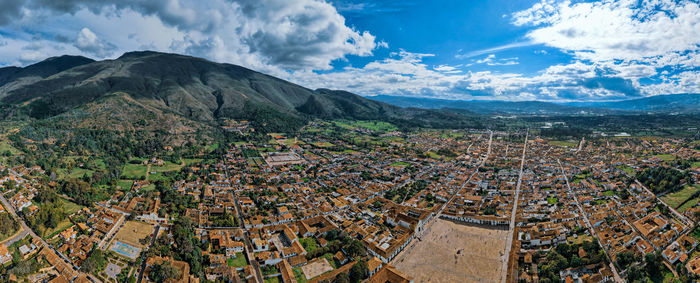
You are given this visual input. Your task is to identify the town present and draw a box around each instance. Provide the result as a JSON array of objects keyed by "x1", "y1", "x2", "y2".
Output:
[{"x1": 1, "y1": 120, "x2": 699, "y2": 283}]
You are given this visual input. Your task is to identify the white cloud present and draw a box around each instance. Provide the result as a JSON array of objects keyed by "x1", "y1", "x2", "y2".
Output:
[
  {"x1": 0, "y1": 0, "x2": 384, "y2": 71},
  {"x1": 75, "y1": 27, "x2": 115, "y2": 57},
  {"x1": 473, "y1": 54, "x2": 519, "y2": 66},
  {"x1": 513, "y1": 0, "x2": 700, "y2": 65}
]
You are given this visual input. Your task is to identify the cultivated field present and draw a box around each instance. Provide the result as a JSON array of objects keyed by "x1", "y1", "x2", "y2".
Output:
[
  {"x1": 392, "y1": 219, "x2": 508, "y2": 283},
  {"x1": 112, "y1": 221, "x2": 154, "y2": 249},
  {"x1": 301, "y1": 258, "x2": 333, "y2": 279}
]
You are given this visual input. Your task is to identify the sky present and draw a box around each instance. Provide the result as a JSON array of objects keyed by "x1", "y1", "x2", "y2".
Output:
[{"x1": 0, "y1": 0, "x2": 699, "y2": 102}]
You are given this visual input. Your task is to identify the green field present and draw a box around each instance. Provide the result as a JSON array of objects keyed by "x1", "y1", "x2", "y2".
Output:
[
  {"x1": 334, "y1": 120, "x2": 398, "y2": 132},
  {"x1": 390, "y1": 161, "x2": 409, "y2": 167},
  {"x1": 0, "y1": 141, "x2": 21, "y2": 155},
  {"x1": 122, "y1": 163, "x2": 148, "y2": 179},
  {"x1": 293, "y1": 267, "x2": 308, "y2": 283},
  {"x1": 207, "y1": 143, "x2": 220, "y2": 151},
  {"x1": 66, "y1": 167, "x2": 94, "y2": 179},
  {"x1": 547, "y1": 197, "x2": 558, "y2": 204},
  {"x1": 313, "y1": 142, "x2": 334, "y2": 148},
  {"x1": 549, "y1": 140, "x2": 578, "y2": 147},
  {"x1": 425, "y1": 151, "x2": 442, "y2": 159},
  {"x1": 43, "y1": 220, "x2": 73, "y2": 239},
  {"x1": 567, "y1": 234, "x2": 593, "y2": 245},
  {"x1": 653, "y1": 154, "x2": 676, "y2": 161},
  {"x1": 183, "y1": 158, "x2": 203, "y2": 165},
  {"x1": 61, "y1": 199, "x2": 85, "y2": 215},
  {"x1": 602, "y1": 190, "x2": 615, "y2": 197},
  {"x1": 117, "y1": 180, "x2": 134, "y2": 191},
  {"x1": 661, "y1": 185, "x2": 700, "y2": 209},
  {"x1": 300, "y1": 238, "x2": 319, "y2": 253},
  {"x1": 679, "y1": 198, "x2": 699, "y2": 212},
  {"x1": 227, "y1": 252, "x2": 248, "y2": 267},
  {"x1": 617, "y1": 165, "x2": 635, "y2": 175}
]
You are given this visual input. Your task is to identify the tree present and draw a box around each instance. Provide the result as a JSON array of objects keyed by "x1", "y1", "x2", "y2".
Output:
[
  {"x1": 149, "y1": 261, "x2": 181, "y2": 283},
  {"x1": 82, "y1": 249, "x2": 107, "y2": 274},
  {"x1": 334, "y1": 272, "x2": 350, "y2": 283},
  {"x1": 349, "y1": 260, "x2": 369, "y2": 283},
  {"x1": 644, "y1": 251, "x2": 662, "y2": 278},
  {"x1": 615, "y1": 251, "x2": 637, "y2": 269},
  {"x1": 343, "y1": 240, "x2": 365, "y2": 258}
]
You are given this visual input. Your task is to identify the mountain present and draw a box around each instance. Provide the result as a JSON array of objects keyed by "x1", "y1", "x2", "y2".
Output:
[
  {"x1": 0, "y1": 55, "x2": 95, "y2": 93},
  {"x1": 370, "y1": 94, "x2": 700, "y2": 115},
  {"x1": 0, "y1": 51, "x2": 484, "y2": 133},
  {"x1": 562, "y1": 93, "x2": 700, "y2": 113},
  {"x1": 368, "y1": 95, "x2": 619, "y2": 115}
]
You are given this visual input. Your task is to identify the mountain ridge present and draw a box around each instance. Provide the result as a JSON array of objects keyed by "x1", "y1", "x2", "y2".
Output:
[
  {"x1": 370, "y1": 93, "x2": 700, "y2": 115},
  {"x1": 0, "y1": 51, "x2": 485, "y2": 132}
]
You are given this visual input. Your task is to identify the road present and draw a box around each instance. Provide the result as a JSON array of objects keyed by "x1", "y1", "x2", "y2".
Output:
[
  {"x1": 222, "y1": 159, "x2": 264, "y2": 283},
  {"x1": 632, "y1": 179, "x2": 692, "y2": 226},
  {"x1": 500, "y1": 130, "x2": 528, "y2": 283},
  {"x1": 136, "y1": 225, "x2": 160, "y2": 283},
  {"x1": 416, "y1": 130, "x2": 493, "y2": 238},
  {"x1": 0, "y1": 192, "x2": 83, "y2": 279},
  {"x1": 557, "y1": 159, "x2": 623, "y2": 283},
  {"x1": 0, "y1": 226, "x2": 29, "y2": 247}
]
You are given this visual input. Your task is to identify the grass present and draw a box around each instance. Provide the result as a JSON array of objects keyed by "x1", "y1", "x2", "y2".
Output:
[
  {"x1": 547, "y1": 197, "x2": 558, "y2": 204},
  {"x1": 0, "y1": 141, "x2": 21, "y2": 155},
  {"x1": 227, "y1": 252, "x2": 248, "y2": 267},
  {"x1": 549, "y1": 140, "x2": 578, "y2": 147},
  {"x1": 61, "y1": 199, "x2": 84, "y2": 215},
  {"x1": 334, "y1": 120, "x2": 398, "y2": 132},
  {"x1": 691, "y1": 227, "x2": 700, "y2": 241},
  {"x1": 660, "y1": 185, "x2": 700, "y2": 209},
  {"x1": 602, "y1": 190, "x2": 615, "y2": 197},
  {"x1": 65, "y1": 167, "x2": 94, "y2": 179},
  {"x1": 150, "y1": 163, "x2": 182, "y2": 173},
  {"x1": 43, "y1": 220, "x2": 73, "y2": 239},
  {"x1": 300, "y1": 238, "x2": 319, "y2": 253},
  {"x1": 117, "y1": 180, "x2": 134, "y2": 191},
  {"x1": 207, "y1": 143, "x2": 220, "y2": 152},
  {"x1": 122, "y1": 163, "x2": 147, "y2": 179},
  {"x1": 313, "y1": 142, "x2": 334, "y2": 148},
  {"x1": 139, "y1": 184, "x2": 156, "y2": 192},
  {"x1": 264, "y1": 276, "x2": 280, "y2": 283},
  {"x1": 678, "y1": 197, "x2": 699, "y2": 212},
  {"x1": 617, "y1": 165, "x2": 635, "y2": 175},
  {"x1": 320, "y1": 253, "x2": 337, "y2": 269},
  {"x1": 425, "y1": 151, "x2": 442, "y2": 159},
  {"x1": 183, "y1": 158, "x2": 203, "y2": 165},
  {"x1": 390, "y1": 161, "x2": 409, "y2": 167},
  {"x1": 293, "y1": 267, "x2": 308, "y2": 283},
  {"x1": 653, "y1": 154, "x2": 676, "y2": 161},
  {"x1": 567, "y1": 234, "x2": 593, "y2": 245}
]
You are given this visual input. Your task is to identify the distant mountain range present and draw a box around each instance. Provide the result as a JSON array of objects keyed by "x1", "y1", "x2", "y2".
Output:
[
  {"x1": 369, "y1": 94, "x2": 700, "y2": 115},
  {"x1": 0, "y1": 51, "x2": 484, "y2": 133}
]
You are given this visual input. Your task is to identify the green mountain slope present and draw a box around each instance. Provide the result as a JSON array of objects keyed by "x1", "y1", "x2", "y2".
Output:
[{"x1": 0, "y1": 51, "x2": 482, "y2": 132}]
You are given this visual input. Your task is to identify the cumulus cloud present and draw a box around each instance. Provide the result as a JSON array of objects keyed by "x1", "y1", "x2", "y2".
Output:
[
  {"x1": 75, "y1": 27, "x2": 115, "y2": 57},
  {"x1": 0, "y1": 0, "x2": 382, "y2": 71},
  {"x1": 513, "y1": 0, "x2": 700, "y2": 65},
  {"x1": 0, "y1": 0, "x2": 698, "y2": 101}
]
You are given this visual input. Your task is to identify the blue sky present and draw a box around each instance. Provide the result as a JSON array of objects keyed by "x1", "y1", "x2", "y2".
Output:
[{"x1": 0, "y1": 0, "x2": 699, "y2": 101}]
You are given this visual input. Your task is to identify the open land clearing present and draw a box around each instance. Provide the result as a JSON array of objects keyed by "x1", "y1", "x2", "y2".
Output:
[
  {"x1": 111, "y1": 220, "x2": 155, "y2": 249},
  {"x1": 301, "y1": 258, "x2": 334, "y2": 279},
  {"x1": 392, "y1": 219, "x2": 507, "y2": 283}
]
